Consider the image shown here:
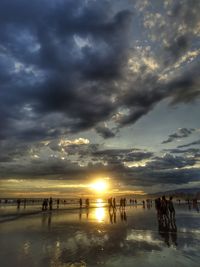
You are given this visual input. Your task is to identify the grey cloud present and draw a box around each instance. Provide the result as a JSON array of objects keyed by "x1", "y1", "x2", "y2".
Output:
[
  {"x1": 0, "y1": 0, "x2": 199, "y2": 143},
  {"x1": 95, "y1": 124, "x2": 116, "y2": 139},
  {"x1": 177, "y1": 139, "x2": 200, "y2": 148},
  {"x1": 162, "y1": 128, "x2": 195, "y2": 144},
  {"x1": 164, "y1": 148, "x2": 200, "y2": 154},
  {"x1": 0, "y1": 141, "x2": 199, "y2": 188},
  {"x1": 147, "y1": 153, "x2": 196, "y2": 170}
]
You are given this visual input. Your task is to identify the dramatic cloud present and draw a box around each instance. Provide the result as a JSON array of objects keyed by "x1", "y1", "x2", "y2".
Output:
[
  {"x1": 162, "y1": 128, "x2": 195, "y2": 144},
  {"x1": 95, "y1": 124, "x2": 116, "y2": 139},
  {"x1": 0, "y1": 0, "x2": 199, "y2": 142},
  {"x1": 0, "y1": 0, "x2": 200, "y2": 194}
]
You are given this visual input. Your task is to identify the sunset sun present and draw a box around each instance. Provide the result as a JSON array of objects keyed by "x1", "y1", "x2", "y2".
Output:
[{"x1": 90, "y1": 180, "x2": 108, "y2": 194}]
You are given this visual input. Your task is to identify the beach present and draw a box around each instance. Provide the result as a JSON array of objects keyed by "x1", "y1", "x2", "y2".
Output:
[{"x1": 0, "y1": 202, "x2": 199, "y2": 267}]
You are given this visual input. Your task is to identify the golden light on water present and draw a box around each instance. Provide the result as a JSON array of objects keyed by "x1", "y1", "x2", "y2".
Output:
[{"x1": 95, "y1": 199, "x2": 105, "y2": 222}]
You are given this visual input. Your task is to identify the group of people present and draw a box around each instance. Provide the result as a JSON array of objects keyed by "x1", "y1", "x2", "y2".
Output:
[
  {"x1": 155, "y1": 196, "x2": 175, "y2": 221},
  {"x1": 42, "y1": 197, "x2": 53, "y2": 210},
  {"x1": 108, "y1": 197, "x2": 116, "y2": 209},
  {"x1": 108, "y1": 197, "x2": 128, "y2": 209},
  {"x1": 79, "y1": 198, "x2": 90, "y2": 208},
  {"x1": 129, "y1": 199, "x2": 137, "y2": 205}
]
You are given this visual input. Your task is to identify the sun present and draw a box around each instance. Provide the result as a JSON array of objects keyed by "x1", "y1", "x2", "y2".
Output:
[{"x1": 90, "y1": 180, "x2": 108, "y2": 194}]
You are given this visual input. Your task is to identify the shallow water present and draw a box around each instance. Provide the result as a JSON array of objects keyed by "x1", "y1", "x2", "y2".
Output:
[{"x1": 0, "y1": 203, "x2": 199, "y2": 267}]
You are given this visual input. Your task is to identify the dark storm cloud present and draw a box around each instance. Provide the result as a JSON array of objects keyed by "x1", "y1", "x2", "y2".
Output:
[
  {"x1": 162, "y1": 128, "x2": 195, "y2": 144},
  {"x1": 0, "y1": 0, "x2": 199, "y2": 142},
  {"x1": 0, "y1": 0, "x2": 133, "y2": 141},
  {"x1": 95, "y1": 125, "x2": 116, "y2": 139}
]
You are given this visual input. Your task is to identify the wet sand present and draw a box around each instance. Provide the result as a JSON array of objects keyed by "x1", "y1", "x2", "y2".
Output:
[{"x1": 0, "y1": 203, "x2": 199, "y2": 267}]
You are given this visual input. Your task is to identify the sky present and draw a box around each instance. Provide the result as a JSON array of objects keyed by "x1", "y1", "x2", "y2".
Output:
[{"x1": 0, "y1": 0, "x2": 200, "y2": 198}]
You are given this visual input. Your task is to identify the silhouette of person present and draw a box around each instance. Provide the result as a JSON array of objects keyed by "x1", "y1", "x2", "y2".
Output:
[
  {"x1": 161, "y1": 196, "x2": 169, "y2": 221},
  {"x1": 155, "y1": 197, "x2": 161, "y2": 219},
  {"x1": 49, "y1": 197, "x2": 53, "y2": 210},
  {"x1": 17, "y1": 199, "x2": 21, "y2": 209},
  {"x1": 79, "y1": 198, "x2": 83, "y2": 208},
  {"x1": 57, "y1": 198, "x2": 60, "y2": 209},
  {"x1": 23, "y1": 198, "x2": 26, "y2": 209},
  {"x1": 168, "y1": 196, "x2": 175, "y2": 220},
  {"x1": 85, "y1": 198, "x2": 89, "y2": 208},
  {"x1": 120, "y1": 198, "x2": 123, "y2": 209},
  {"x1": 113, "y1": 198, "x2": 116, "y2": 210}
]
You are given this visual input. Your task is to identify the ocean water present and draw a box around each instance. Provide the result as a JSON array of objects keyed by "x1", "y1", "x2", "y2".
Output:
[{"x1": 0, "y1": 201, "x2": 199, "y2": 267}]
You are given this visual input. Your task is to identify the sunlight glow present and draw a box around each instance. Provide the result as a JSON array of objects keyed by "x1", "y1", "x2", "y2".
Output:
[
  {"x1": 90, "y1": 180, "x2": 108, "y2": 194},
  {"x1": 95, "y1": 199, "x2": 105, "y2": 222},
  {"x1": 95, "y1": 207, "x2": 105, "y2": 222}
]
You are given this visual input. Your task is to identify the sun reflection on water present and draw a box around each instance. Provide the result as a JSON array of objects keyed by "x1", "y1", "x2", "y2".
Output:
[{"x1": 95, "y1": 199, "x2": 105, "y2": 222}]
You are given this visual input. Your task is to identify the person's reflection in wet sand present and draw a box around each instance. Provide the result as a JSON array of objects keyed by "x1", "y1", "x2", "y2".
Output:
[
  {"x1": 120, "y1": 210, "x2": 127, "y2": 222},
  {"x1": 159, "y1": 219, "x2": 170, "y2": 247},
  {"x1": 86, "y1": 207, "x2": 89, "y2": 219},
  {"x1": 113, "y1": 210, "x2": 117, "y2": 224},
  {"x1": 48, "y1": 212, "x2": 52, "y2": 229},
  {"x1": 123, "y1": 211, "x2": 127, "y2": 222},
  {"x1": 79, "y1": 208, "x2": 82, "y2": 221},
  {"x1": 42, "y1": 212, "x2": 47, "y2": 226},
  {"x1": 109, "y1": 209, "x2": 114, "y2": 224},
  {"x1": 108, "y1": 208, "x2": 117, "y2": 224},
  {"x1": 41, "y1": 211, "x2": 52, "y2": 229},
  {"x1": 158, "y1": 217, "x2": 177, "y2": 247}
]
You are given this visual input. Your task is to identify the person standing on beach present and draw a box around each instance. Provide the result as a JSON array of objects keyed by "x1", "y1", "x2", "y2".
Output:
[
  {"x1": 49, "y1": 197, "x2": 53, "y2": 210},
  {"x1": 79, "y1": 198, "x2": 82, "y2": 208},
  {"x1": 168, "y1": 196, "x2": 175, "y2": 220},
  {"x1": 17, "y1": 198, "x2": 21, "y2": 209},
  {"x1": 161, "y1": 196, "x2": 169, "y2": 221},
  {"x1": 57, "y1": 198, "x2": 60, "y2": 209},
  {"x1": 113, "y1": 198, "x2": 116, "y2": 210},
  {"x1": 85, "y1": 198, "x2": 89, "y2": 208}
]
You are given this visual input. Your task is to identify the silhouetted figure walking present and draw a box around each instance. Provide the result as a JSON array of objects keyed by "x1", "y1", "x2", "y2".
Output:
[
  {"x1": 155, "y1": 197, "x2": 161, "y2": 219},
  {"x1": 57, "y1": 198, "x2": 60, "y2": 209},
  {"x1": 42, "y1": 198, "x2": 48, "y2": 210},
  {"x1": 85, "y1": 198, "x2": 90, "y2": 208},
  {"x1": 17, "y1": 199, "x2": 21, "y2": 209},
  {"x1": 168, "y1": 196, "x2": 175, "y2": 220},
  {"x1": 79, "y1": 198, "x2": 83, "y2": 208},
  {"x1": 120, "y1": 198, "x2": 123, "y2": 209},
  {"x1": 23, "y1": 198, "x2": 26, "y2": 209},
  {"x1": 161, "y1": 196, "x2": 169, "y2": 221},
  {"x1": 49, "y1": 197, "x2": 53, "y2": 210}
]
